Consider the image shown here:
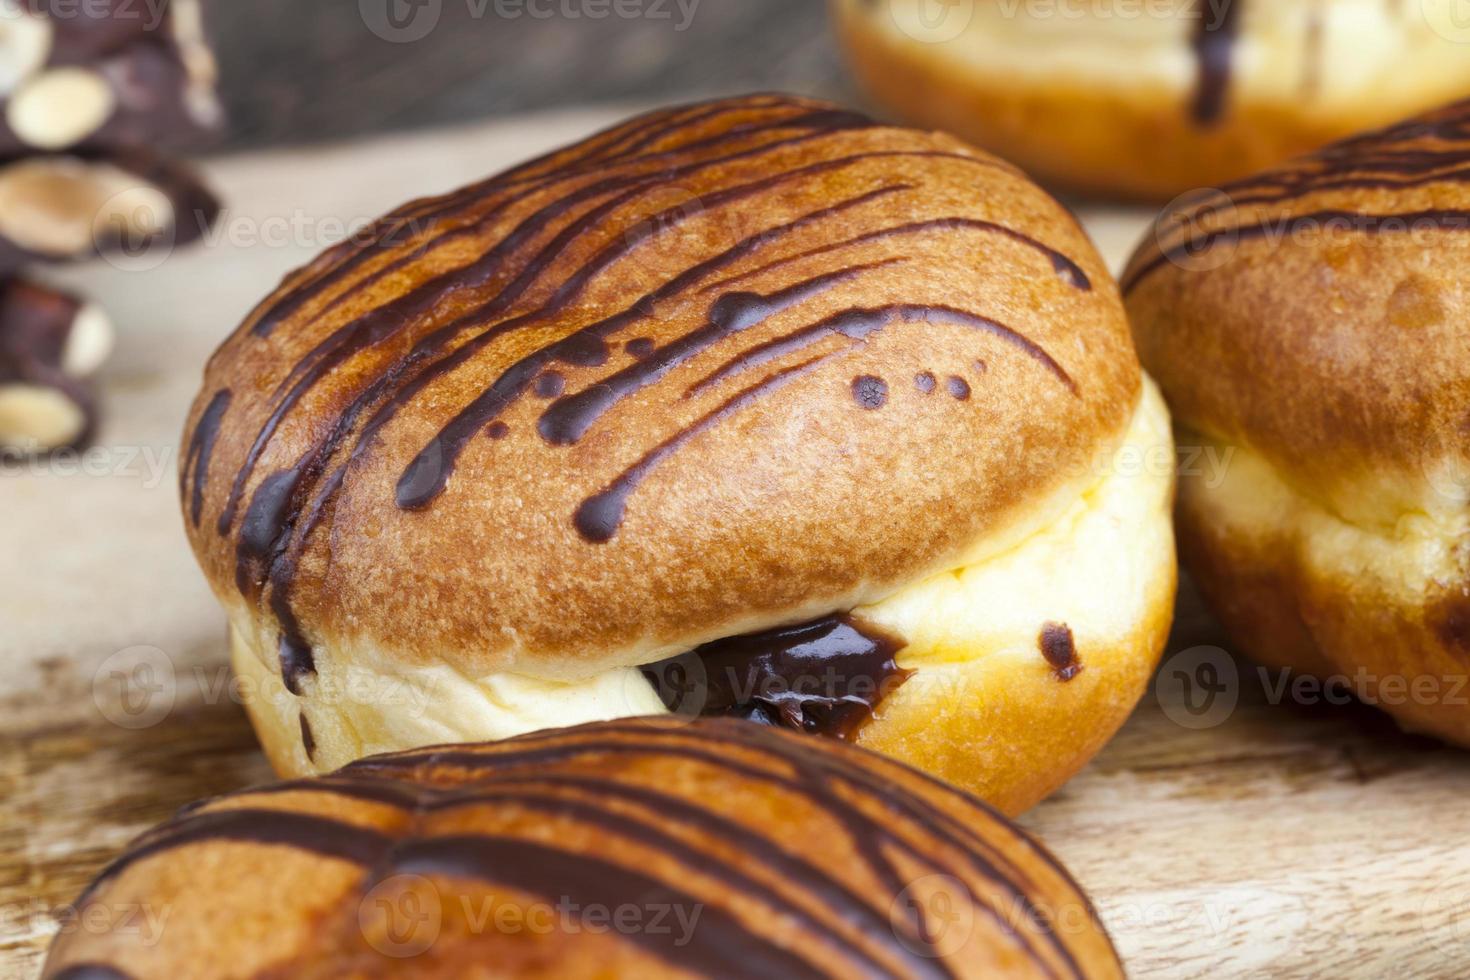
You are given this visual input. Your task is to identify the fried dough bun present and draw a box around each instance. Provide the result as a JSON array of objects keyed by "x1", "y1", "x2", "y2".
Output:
[
  {"x1": 181, "y1": 94, "x2": 1175, "y2": 813},
  {"x1": 830, "y1": 0, "x2": 1470, "y2": 200},
  {"x1": 1125, "y1": 97, "x2": 1470, "y2": 745},
  {"x1": 44, "y1": 719, "x2": 1125, "y2": 980}
]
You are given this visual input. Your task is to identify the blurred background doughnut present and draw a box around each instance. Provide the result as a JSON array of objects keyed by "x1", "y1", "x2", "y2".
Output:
[
  {"x1": 1124, "y1": 97, "x2": 1470, "y2": 746},
  {"x1": 830, "y1": 0, "x2": 1470, "y2": 200}
]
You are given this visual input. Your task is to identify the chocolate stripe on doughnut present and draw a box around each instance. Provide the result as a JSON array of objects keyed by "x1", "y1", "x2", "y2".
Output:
[
  {"x1": 686, "y1": 303, "x2": 1077, "y2": 402},
  {"x1": 1127, "y1": 98, "x2": 1470, "y2": 292},
  {"x1": 536, "y1": 263, "x2": 887, "y2": 446},
  {"x1": 699, "y1": 216, "x2": 1092, "y2": 295},
  {"x1": 79, "y1": 808, "x2": 391, "y2": 904},
  {"x1": 1126, "y1": 206, "x2": 1470, "y2": 293},
  {"x1": 574, "y1": 348, "x2": 856, "y2": 542},
  {"x1": 1190, "y1": 0, "x2": 1243, "y2": 125},
  {"x1": 50, "y1": 966, "x2": 135, "y2": 980},
  {"x1": 433, "y1": 776, "x2": 940, "y2": 972},
  {"x1": 181, "y1": 388, "x2": 229, "y2": 526},
  {"x1": 388, "y1": 149, "x2": 1007, "y2": 509},
  {"x1": 390, "y1": 834, "x2": 837, "y2": 980},
  {"x1": 351, "y1": 721, "x2": 1083, "y2": 977},
  {"x1": 242, "y1": 98, "x2": 848, "y2": 339}
]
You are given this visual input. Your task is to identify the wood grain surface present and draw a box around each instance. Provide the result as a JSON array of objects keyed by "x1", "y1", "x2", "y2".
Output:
[{"x1": 2, "y1": 107, "x2": 1468, "y2": 979}]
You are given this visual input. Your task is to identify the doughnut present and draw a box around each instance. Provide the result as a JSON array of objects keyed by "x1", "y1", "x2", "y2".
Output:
[
  {"x1": 180, "y1": 93, "x2": 1176, "y2": 814},
  {"x1": 42, "y1": 718, "x2": 1124, "y2": 979},
  {"x1": 830, "y1": 0, "x2": 1470, "y2": 200},
  {"x1": 1124, "y1": 97, "x2": 1470, "y2": 745}
]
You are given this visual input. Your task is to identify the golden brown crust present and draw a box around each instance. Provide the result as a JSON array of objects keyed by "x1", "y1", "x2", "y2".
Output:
[
  {"x1": 831, "y1": 0, "x2": 1470, "y2": 201},
  {"x1": 1124, "y1": 100, "x2": 1470, "y2": 524},
  {"x1": 857, "y1": 560, "x2": 1176, "y2": 815},
  {"x1": 180, "y1": 94, "x2": 1138, "y2": 687},
  {"x1": 43, "y1": 718, "x2": 1125, "y2": 979},
  {"x1": 1126, "y1": 99, "x2": 1470, "y2": 745}
]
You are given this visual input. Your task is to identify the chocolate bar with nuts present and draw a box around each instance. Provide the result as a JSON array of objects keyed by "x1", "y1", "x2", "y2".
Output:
[
  {"x1": 0, "y1": 146, "x2": 219, "y2": 272},
  {"x1": 0, "y1": 0, "x2": 221, "y2": 153},
  {"x1": 0, "y1": 276, "x2": 112, "y2": 452}
]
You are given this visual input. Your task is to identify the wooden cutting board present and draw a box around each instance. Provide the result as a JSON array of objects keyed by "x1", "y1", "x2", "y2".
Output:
[{"x1": 3, "y1": 107, "x2": 1468, "y2": 980}]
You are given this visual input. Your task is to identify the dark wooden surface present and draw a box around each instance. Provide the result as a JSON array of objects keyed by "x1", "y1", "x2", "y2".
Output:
[{"x1": 202, "y1": 0, "x2": 851, "y2": 151}]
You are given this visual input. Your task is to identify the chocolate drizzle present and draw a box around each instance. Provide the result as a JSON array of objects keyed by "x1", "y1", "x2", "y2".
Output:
[
  {"x1": 299, "y1": 713, "x2": 316, "y2": 759},
  {"x1": 1125, "y1": 99, "x2": 1470, "y2": 294},
  {"x1": 182, "y1": 389, "x2": 231, "y2": 527},
  {"x1": 642, "y1": 614, "x2": 910, "y2": 740},
  {"x1": 1190, "y1": 0, "x2": 1242, "y2": 125},
  {"x1": 51, "y1": 967, "x2": 135, "y2": 980},
  {"x1": 396, "y1": 835, "x2": 830, "y2": 980},
  {"x1": 80, "y1": 808, "x2": 391, "y2": 904}
]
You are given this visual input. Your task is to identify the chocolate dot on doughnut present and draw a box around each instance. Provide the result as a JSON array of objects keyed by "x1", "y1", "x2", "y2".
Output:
[
  {"x1": 1039, "y1": 622, "x2": 1082, "y2": 681},
  {"x1": 850, "y1": 374, "x2": 887, "y2": 410},
  {"x1": 534, "y1": 371, "x2": 566, "y2": 398}
]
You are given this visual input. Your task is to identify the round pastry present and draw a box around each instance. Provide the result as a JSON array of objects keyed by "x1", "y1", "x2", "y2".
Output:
[
  {"x1": 1123, "y1": 97, "x2": 1470, "y2": 745},
  {"x1": 180, "y1": 93, "x2": 1176, "y2": 814},
  {"x1": 43, "y1": 718, "x2": 1124, "y2": 979},
  {"x1": 830, "y1": 0, "x2": 1470, "y2": 200}
]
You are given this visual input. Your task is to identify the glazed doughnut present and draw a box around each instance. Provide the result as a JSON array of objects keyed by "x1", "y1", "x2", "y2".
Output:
[
  {"x1": 830, "y1": 0, "x2": 1470, "y2": 200},
  {"x1": 1124, "y1": 97, "x2": 1470, "y2": 745},
  {"x1": 43, "y1": 718, "x2": 1124, "y2": 979},
  {"x1": 180, "y1": 94, "x2": 1176, "y2": 813}
]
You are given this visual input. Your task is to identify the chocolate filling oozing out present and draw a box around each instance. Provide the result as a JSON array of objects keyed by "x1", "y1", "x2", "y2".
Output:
[{"x1": 642, "y1": 614, "x2": 911, "y2": 740}]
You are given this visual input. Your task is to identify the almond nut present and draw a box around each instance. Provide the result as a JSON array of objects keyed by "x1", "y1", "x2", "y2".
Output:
[
  {"x1": 6, "y1": 66, "x2": 115, "y2": 150},
  {"x1": 0, "y1": 157, "x2": 172, "y2": 258},
  {"x1": 0, "y1": 1, "x2": 53, "y2": 97},
  {"x1": 0, "y1": 381, "x2": 85, "y2": 450},
  {"x1": 61, "y1": 303, "x2": 113, "y2": 377}
]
